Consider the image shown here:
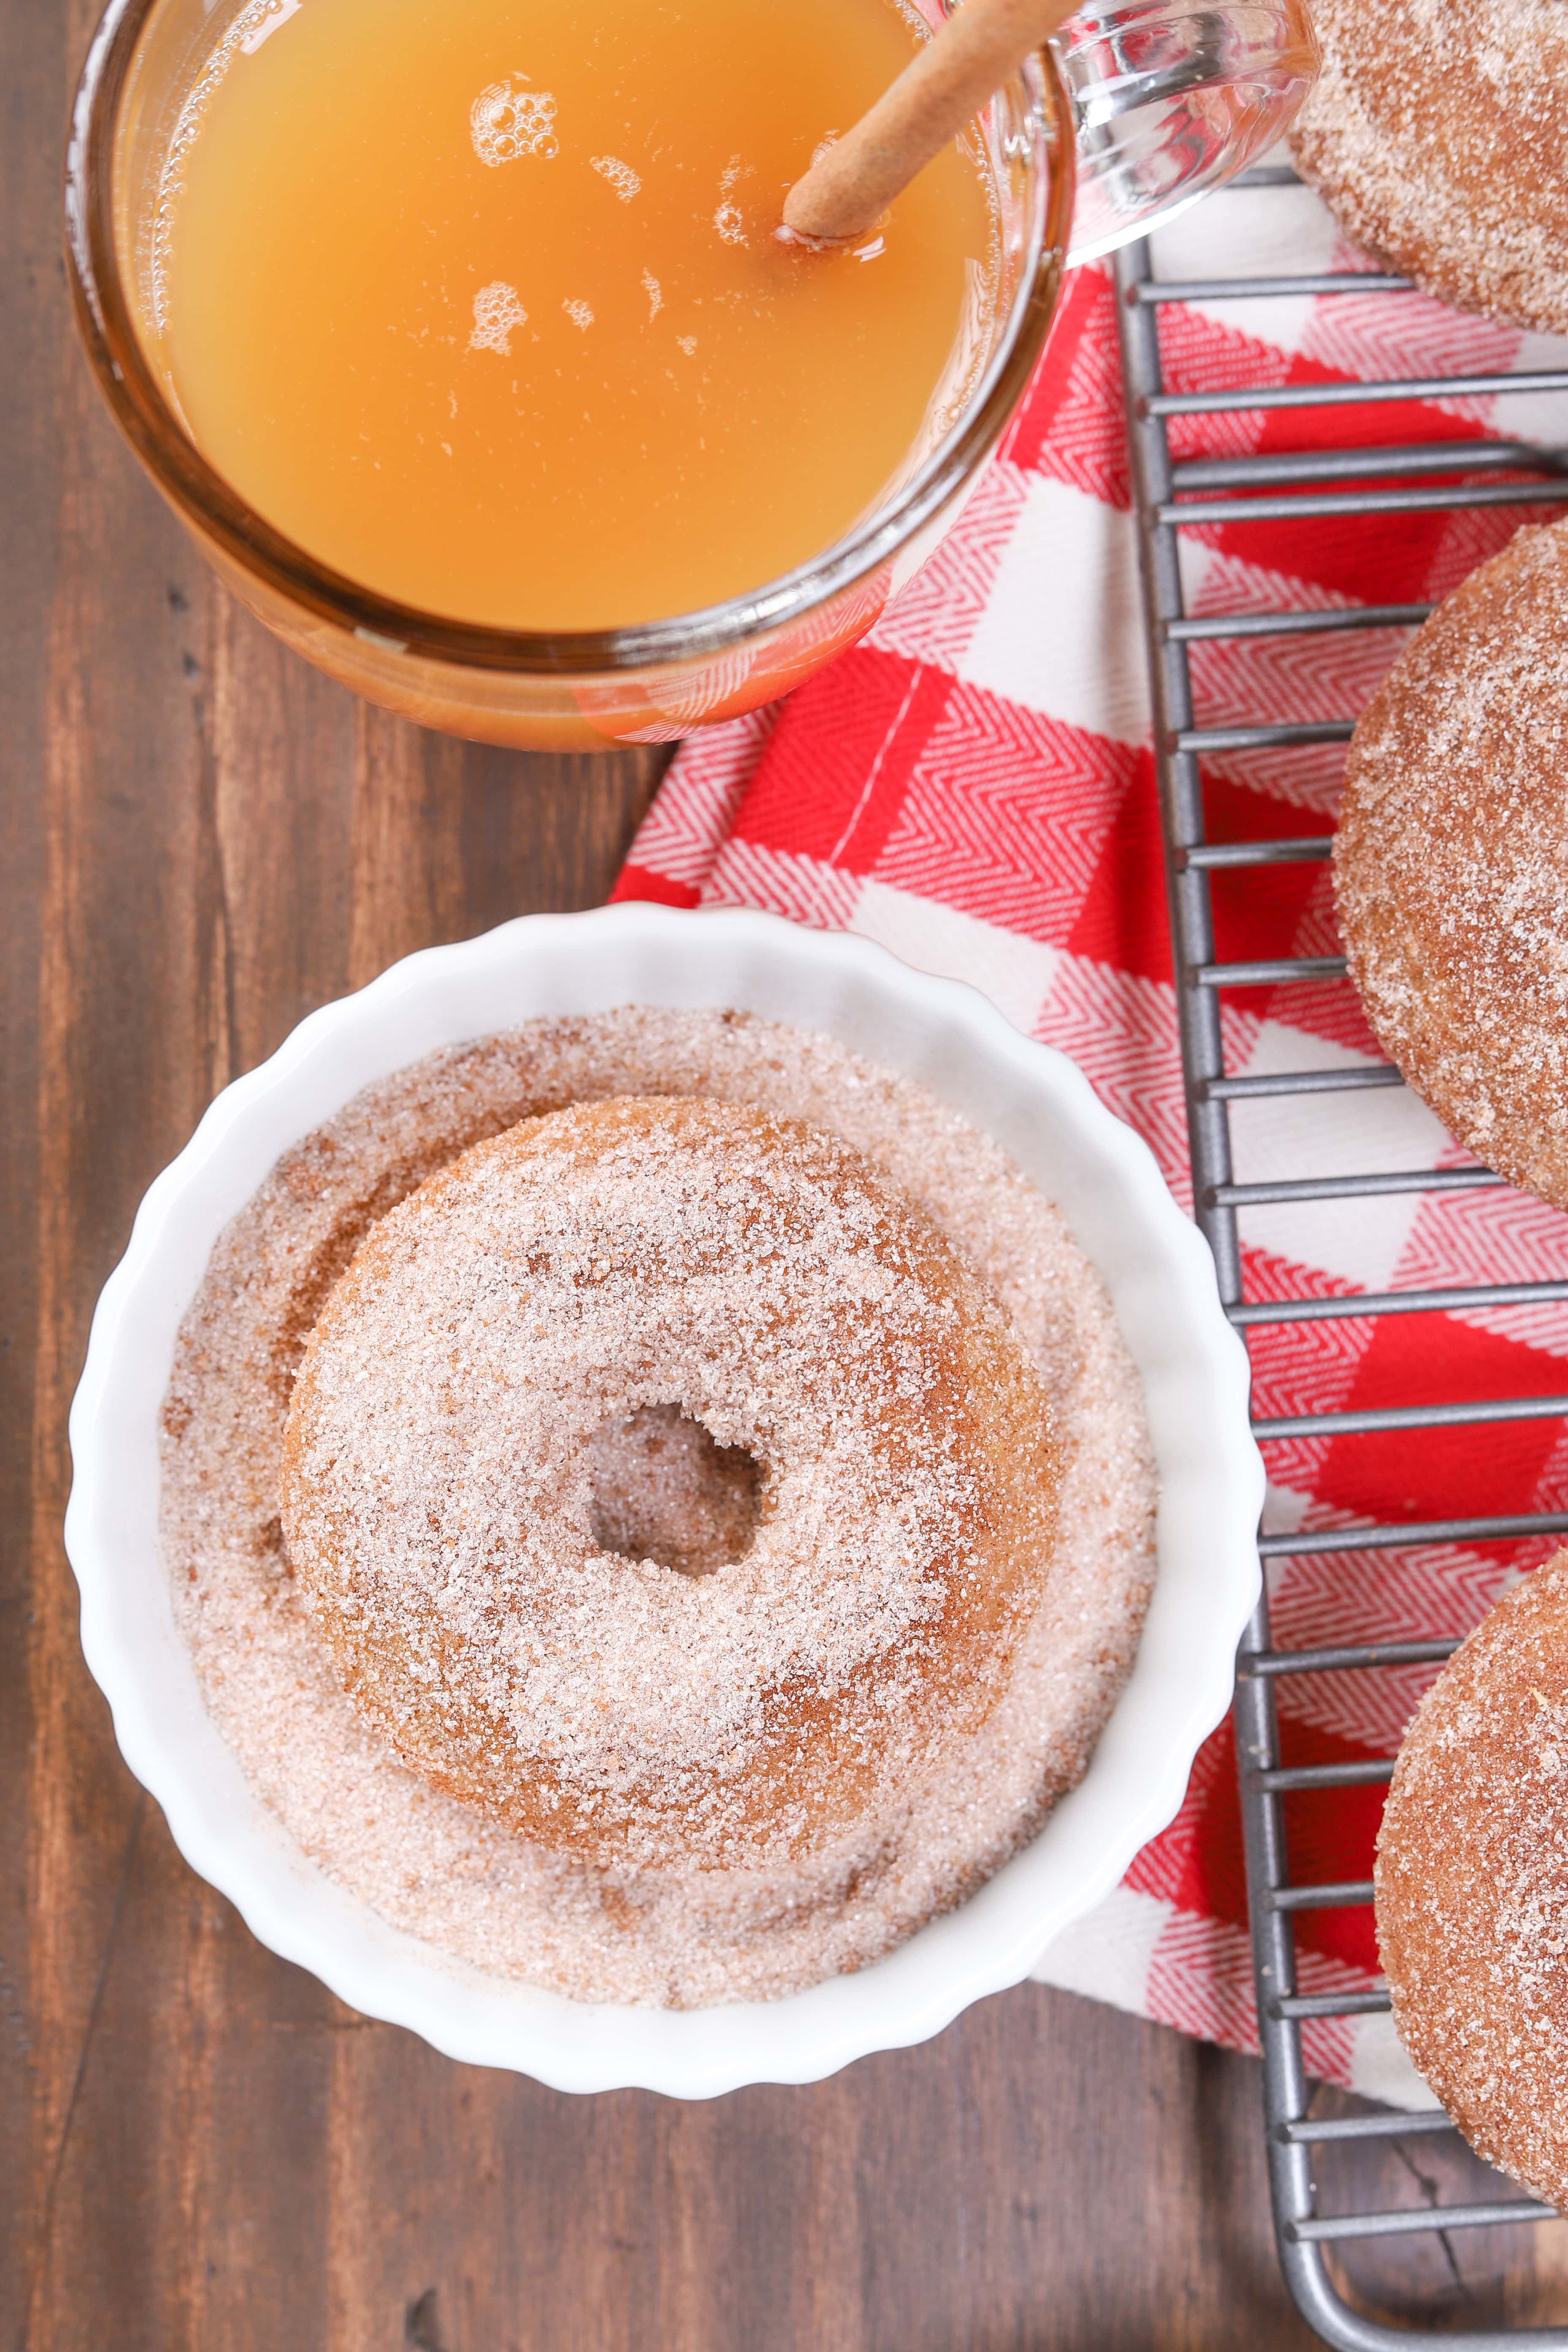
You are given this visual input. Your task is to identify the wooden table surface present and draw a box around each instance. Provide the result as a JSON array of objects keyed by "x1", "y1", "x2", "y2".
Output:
[{"x1": 10, "y1": 7, "x2": 1563, "y2": 2348}]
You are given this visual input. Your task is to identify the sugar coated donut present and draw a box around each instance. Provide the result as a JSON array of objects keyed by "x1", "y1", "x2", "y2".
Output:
[
  {"x1": 1333, "y1": 519, "x2": 1568, "y2": 1211},
  {"x1": 1289, "y1": 0, "x2": 1568, "y2": 338},
  {"x1": 1377, "y1": 1554, "x2": 1568, "y2": 2206},
  {"x1": 279, "y1": 1094, "x2": 1061, "y2": 1870}
]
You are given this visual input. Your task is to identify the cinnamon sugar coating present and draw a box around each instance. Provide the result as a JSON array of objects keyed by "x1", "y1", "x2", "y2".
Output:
[
  {"x1": 1378, "y1": 1553, "x2": 1568, "y2": 2209},
  {"x1": 280, "y1": 1096, "x2": 1061, "y2": 1870},
  {"x1": 162, "y1": 1011, "x2": 1156, "y2": 2006},
  {"x1": 1333, "y1": 520, "x2": 1568, "y2": 1212},
  {"x1": 1290, "y1": 0, "x2": 1568, "y2": 337}
]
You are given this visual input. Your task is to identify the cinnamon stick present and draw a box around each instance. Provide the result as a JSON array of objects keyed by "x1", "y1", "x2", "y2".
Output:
[{"x1": 781, "y1": 0, "x2": 1081, "y2": 247}]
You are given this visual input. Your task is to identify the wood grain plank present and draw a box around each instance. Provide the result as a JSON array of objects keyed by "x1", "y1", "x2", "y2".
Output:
[
  {"x1": 287, "y1": 1982, "x2": 1319, "y2": 2352},
  {"x1": 207, "y1": 581, "x2": 359, "y2": 1069},
  {"x1": 24, "y1": 80, "x2": 218, "y2": 2330},
  {"x1": 2, "y1": 0, "x2": 84, "y2": 2313},
  {"x1": 1298, "y1": 2084, "x2": 1568, "y2": 2338}
]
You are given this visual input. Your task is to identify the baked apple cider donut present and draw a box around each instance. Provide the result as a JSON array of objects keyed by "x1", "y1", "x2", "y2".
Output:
[
  {"x1": 1333, "y1": 519, "x2": 1568, "y2": 1212},
  {"x1": 1377, "y1": 1553, "x2": 1568, "y2": 2207},
  {"x1": 280, "y1": 1095, "x2": 1062, "y2": 1871},
  {"x1": 1290, "y1": 0, "x2": 1568, "y2": 337}
]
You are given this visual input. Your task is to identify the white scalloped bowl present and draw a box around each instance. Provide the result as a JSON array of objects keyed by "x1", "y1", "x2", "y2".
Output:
[{"x1": 66, "y1": 904, "x2": 1260, "y2": 2097}]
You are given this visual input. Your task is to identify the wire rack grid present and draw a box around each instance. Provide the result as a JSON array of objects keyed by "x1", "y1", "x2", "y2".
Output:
[{"x1": 1114, "y1": 171, "x2": 1568, "y2": 2350}]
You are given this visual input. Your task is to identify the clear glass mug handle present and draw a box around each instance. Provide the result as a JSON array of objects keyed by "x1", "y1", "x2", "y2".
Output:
[{"x1": 1052, "y1": 0, "x2": 1320, "y2": 263}]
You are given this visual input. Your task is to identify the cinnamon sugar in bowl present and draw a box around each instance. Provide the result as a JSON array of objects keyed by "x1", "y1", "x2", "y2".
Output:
[{"x1": 66, "y1": 907, "x2": 1259, "y2": 2095}]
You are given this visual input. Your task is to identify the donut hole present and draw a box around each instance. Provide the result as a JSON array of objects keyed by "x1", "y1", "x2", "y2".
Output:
[{"x1": 588, "y1": 1404, "x2": 764, "y2": 1578}]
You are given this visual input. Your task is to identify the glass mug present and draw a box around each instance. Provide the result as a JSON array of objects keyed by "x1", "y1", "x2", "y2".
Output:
[{"x1": 67, "y1": 0, "x2": 1316, "y2": 751}]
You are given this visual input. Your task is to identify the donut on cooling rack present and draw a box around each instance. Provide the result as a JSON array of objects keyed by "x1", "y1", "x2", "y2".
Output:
[
  {"x1": 1377, "y1": 1552, "x2": 1568, "y2": 2207},
  {"x1": 1332, "y1": 518, "x2": 1568, "y2": 1213},
  {"x1": 279, "y1": 1094, "x2": 1062, "y2": 1870},
  {"x1": 1289, "y1": 0, "x2": 1568, "y2": 337}
]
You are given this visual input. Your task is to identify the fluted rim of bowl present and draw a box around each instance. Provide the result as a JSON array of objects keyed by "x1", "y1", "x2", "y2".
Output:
[{"x1": 65, "y1": 905, "x2": 1261, "y2": 2096}]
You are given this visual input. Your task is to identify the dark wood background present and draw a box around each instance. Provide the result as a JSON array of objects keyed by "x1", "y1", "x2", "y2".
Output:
[{"x1": 8, "y1": 4, "x2": 1565, "y2": 2345}]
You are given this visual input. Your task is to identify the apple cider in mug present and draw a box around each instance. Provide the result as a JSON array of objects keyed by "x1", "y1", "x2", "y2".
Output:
[{"x1": 146, "y1": 0, "x2": 997, "y2": 629}]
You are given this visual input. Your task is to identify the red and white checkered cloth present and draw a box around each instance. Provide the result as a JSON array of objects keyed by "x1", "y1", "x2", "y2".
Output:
[{"x1": 611, "y1": 174, "x2": 1568, "y2": 2102}]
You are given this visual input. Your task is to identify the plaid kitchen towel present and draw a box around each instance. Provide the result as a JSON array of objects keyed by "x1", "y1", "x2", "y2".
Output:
[{"x1": 612, "y1": 172, "x2": 1568, "y2": 2104}]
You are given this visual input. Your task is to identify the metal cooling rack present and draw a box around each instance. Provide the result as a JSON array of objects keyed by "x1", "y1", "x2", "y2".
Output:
[{"x1": 1114, "y1": 170, "x2": 1568, "y2": 2350}]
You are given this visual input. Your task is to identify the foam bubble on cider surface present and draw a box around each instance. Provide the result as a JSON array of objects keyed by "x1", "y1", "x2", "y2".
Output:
[
  {"x1": 591, "y1": 155, "x2": 642, "y2": 202},
  {"x1": 469, "y1": 281, "x2": 527, "y2": 357},
  {"x1": 471, "y1": 77, "x2": 558, "y2": 166}
]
